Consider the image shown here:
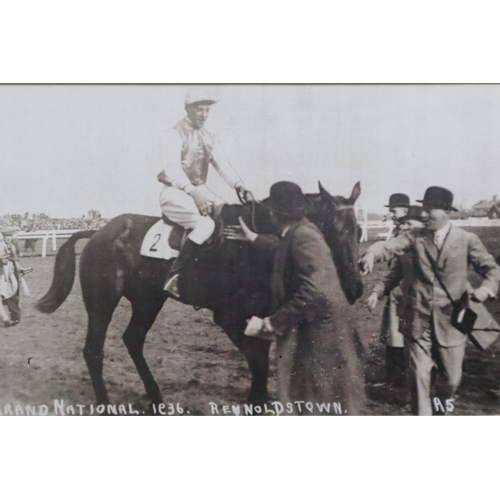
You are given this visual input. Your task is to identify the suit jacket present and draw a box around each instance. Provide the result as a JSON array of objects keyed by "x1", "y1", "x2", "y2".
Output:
[
  {"x1": 254, "y1": 218, "x2": 364, "y2": 414},
  {"x1": 367, "y1": 224, "x2": 500, "y2": 347}
]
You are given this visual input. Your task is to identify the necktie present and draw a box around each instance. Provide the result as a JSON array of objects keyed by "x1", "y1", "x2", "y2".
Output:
[{"x1": 434, "y1": 231, "x2": 443, "y2": 250}]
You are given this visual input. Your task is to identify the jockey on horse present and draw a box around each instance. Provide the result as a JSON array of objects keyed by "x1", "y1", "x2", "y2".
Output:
[{"x1": 158, "y1": 87, "x2": 251, "y2": 299}]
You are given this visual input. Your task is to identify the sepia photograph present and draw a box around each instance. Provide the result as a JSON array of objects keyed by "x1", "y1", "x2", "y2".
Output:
[{"x1": 1, "y1": 83, "x2": 499, "y2": 417}]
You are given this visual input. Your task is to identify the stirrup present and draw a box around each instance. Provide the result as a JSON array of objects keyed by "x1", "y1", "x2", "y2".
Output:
[{"x1": 164, "y1": 274, "x2": 180, "y2": 299}]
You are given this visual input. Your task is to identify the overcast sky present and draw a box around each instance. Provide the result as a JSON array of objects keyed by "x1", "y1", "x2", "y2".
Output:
[{"x1": 1, "y1": 84, "x2": 499, "y2": 218}]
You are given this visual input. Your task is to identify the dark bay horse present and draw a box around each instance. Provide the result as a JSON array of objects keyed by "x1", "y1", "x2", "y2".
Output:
[{"x1": 37, "y1": 182, "x2": 363, "y2": 407}]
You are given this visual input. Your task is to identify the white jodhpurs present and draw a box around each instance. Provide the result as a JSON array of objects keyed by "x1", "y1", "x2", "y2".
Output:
[{"x1": 159, "y1": 186, "x2": 216, "y2": 245}]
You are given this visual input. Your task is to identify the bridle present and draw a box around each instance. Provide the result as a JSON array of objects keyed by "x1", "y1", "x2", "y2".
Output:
[{"x1": 237, "y1": 190, "x2": 356, "y2": 235}]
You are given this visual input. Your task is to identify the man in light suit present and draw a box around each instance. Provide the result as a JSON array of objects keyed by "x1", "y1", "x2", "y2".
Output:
[{"x1": 360, "y1": 186, "x2": 500, "y2": 415}]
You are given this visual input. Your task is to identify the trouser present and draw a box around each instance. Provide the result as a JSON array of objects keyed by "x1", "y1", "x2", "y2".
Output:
[
  {"x1": 159, "y1": 186, "x2": 215, "y2": 245},
  {"x1": 3, "y1": 295, "x2": 20, "y2": 322},
  {"x1": 406, "y1": 326, "x2": 466, "y2": 416},
  {"x1": 385, "y1": 346, "x2": 406, "y2": 386},
  {"x1": 0, "y1": 298, "x2": 10, "y2": 321}
]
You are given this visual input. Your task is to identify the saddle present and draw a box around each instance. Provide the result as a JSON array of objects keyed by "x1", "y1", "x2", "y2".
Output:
[{"x1": 140, "y1": 207, "x2": 225, "y2": 260}]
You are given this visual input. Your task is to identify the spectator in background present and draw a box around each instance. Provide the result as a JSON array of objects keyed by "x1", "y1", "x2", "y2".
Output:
[
  {"x1": 0, "y1": 227, "x2": 21, "y2": 326},
  {"x1": 368, "y1": 193, "x2": 411, "y2": 387},
  {"x1": 0, "y1": 232, "x2": 14, "y2": 326},
  {"x1": 0, "y1": 210, "x2": 109, "y2": 237},
  {"x1": 366, "y1": 205, "x2": 425, "y2": 388}
]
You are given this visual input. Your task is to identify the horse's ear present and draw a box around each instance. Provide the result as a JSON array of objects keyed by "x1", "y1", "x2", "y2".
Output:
[
  {"x1": 318, "y1": 181, "x2": 332, "y2": 199},
  {"x1": 348, "y1": 181, "x2": 361, "y2": 204}
]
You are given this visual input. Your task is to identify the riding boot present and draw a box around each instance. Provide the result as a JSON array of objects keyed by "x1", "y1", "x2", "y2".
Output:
[{"x1": 164, "y1": 239, "x2": 201, "y2": 299}]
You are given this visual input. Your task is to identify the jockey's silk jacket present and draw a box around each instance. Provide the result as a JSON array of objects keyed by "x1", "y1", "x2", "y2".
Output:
[{"x1": 159, "y1": 117, "x2": 240, "y2": 193}]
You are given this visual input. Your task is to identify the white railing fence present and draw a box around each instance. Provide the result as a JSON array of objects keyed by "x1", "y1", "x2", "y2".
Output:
[
  {"x1": 16, "y1": 229, "x2": 81, "y2": 257},
  {"x1": 356, "y1": 217, "x2": 500, "y2": 243},
  {"x1": 452, "y1": 218, "x2": 500, "y2": 227},
  {"x1": 13, "y1": 218, "x2": 500, "y2": 257}
]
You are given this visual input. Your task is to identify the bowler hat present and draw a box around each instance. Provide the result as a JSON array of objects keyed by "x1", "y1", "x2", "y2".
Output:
[
  {"x1": 384, "y1": 193, "x2": 410, "y2": 208},
  {"x1": 184, "y1": 87, "x2": 217, "y2": 107},
  {"x1": 417, "y1": 186, "x2": 457, "y2": 211},
  {"x1": 401, "y1": 205, "x2": 424, "y2": 222},
  {"x1": 268, "y1": 181, "x2": 306, "y2": 218}
]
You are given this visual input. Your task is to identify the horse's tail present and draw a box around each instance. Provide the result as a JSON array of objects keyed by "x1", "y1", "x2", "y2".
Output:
[{"x1": 36, "y1": 230, "x2": 97, "y2": 313}]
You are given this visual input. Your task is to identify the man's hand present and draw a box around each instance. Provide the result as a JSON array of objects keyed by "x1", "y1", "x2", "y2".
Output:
[
  {"x1": 223, "y1": 217, "x2": 258, "y2": 242},
  {"x1": 359, "y1": 253, "x2": 375, "y2": 275},
  {"x1": 244, "y1": 316, "x2": 275, "y2": 340},
  {"x1": 190, "y1": 187, "x2": 212, "y2": 216},
  {"x1": 471, "y1": 287, "x2": 491, "y2": 303},
  {"x1": 366, "y1": 292, "x2": 379, "y2": 311}
]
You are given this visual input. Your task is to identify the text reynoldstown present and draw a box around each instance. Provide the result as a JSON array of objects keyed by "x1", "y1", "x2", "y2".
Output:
[{"x1": 208, "y1": 401, "x2": 345, "y2": 415}]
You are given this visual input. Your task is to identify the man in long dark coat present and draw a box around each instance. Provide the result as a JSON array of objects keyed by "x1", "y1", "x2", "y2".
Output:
[
  {"x1": 367, "y1": 202, "x2": 423, "y2": 386},
  {"x1": 226, "y1": 181, "x2": 364, "y2": 415}
]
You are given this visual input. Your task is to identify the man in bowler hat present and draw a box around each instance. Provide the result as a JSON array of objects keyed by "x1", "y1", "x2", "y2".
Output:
[
  {"x1": 367, "y1": 193, "x2": 411, "y2": 387},
  {"x1": 360, "y1": 186, "x2": 500, "y2": 415},
  {"x1": 367, "y1": 204, "x2": 426, "y2": 388},
  {"x1": 386, "y1": 193, "x2": 410, "y2": 230},
  {"x1": 225, "y1": 181, "x2": 364, "y2": 414}
]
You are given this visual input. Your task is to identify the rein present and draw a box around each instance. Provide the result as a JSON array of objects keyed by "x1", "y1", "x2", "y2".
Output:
[
  {"x1": 236, "y1": 190, "x2": 355, "y2": 235},
  {"x1": 237, "y1": 190, "x2": 270, "y2": 234}
]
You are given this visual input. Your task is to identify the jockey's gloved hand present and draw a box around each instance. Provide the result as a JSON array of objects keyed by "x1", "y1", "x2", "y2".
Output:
[
  {"x1": 235, "y1": 184, "x2": 252, "y2": 203},
  {"x1": 157, "y1": 170, "x2": 170, "y2": 185},
  {"x1": 190, "y1": 187, "x2": 212, "y2": 216}
]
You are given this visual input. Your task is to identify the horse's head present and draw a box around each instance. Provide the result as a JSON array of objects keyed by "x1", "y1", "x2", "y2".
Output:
[{"x1": 306, "y1": 181, "x2": 364, "y2": 304}]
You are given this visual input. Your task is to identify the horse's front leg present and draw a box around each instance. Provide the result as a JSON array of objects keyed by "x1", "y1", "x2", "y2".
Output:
[{"x1": 214, "y1": 311, "x2": 272, "y2": 406}]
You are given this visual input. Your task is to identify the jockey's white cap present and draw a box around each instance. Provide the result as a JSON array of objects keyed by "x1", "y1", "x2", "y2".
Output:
[{"x1": 184, "y1": 87, "x2": 218, "y2": 106}]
